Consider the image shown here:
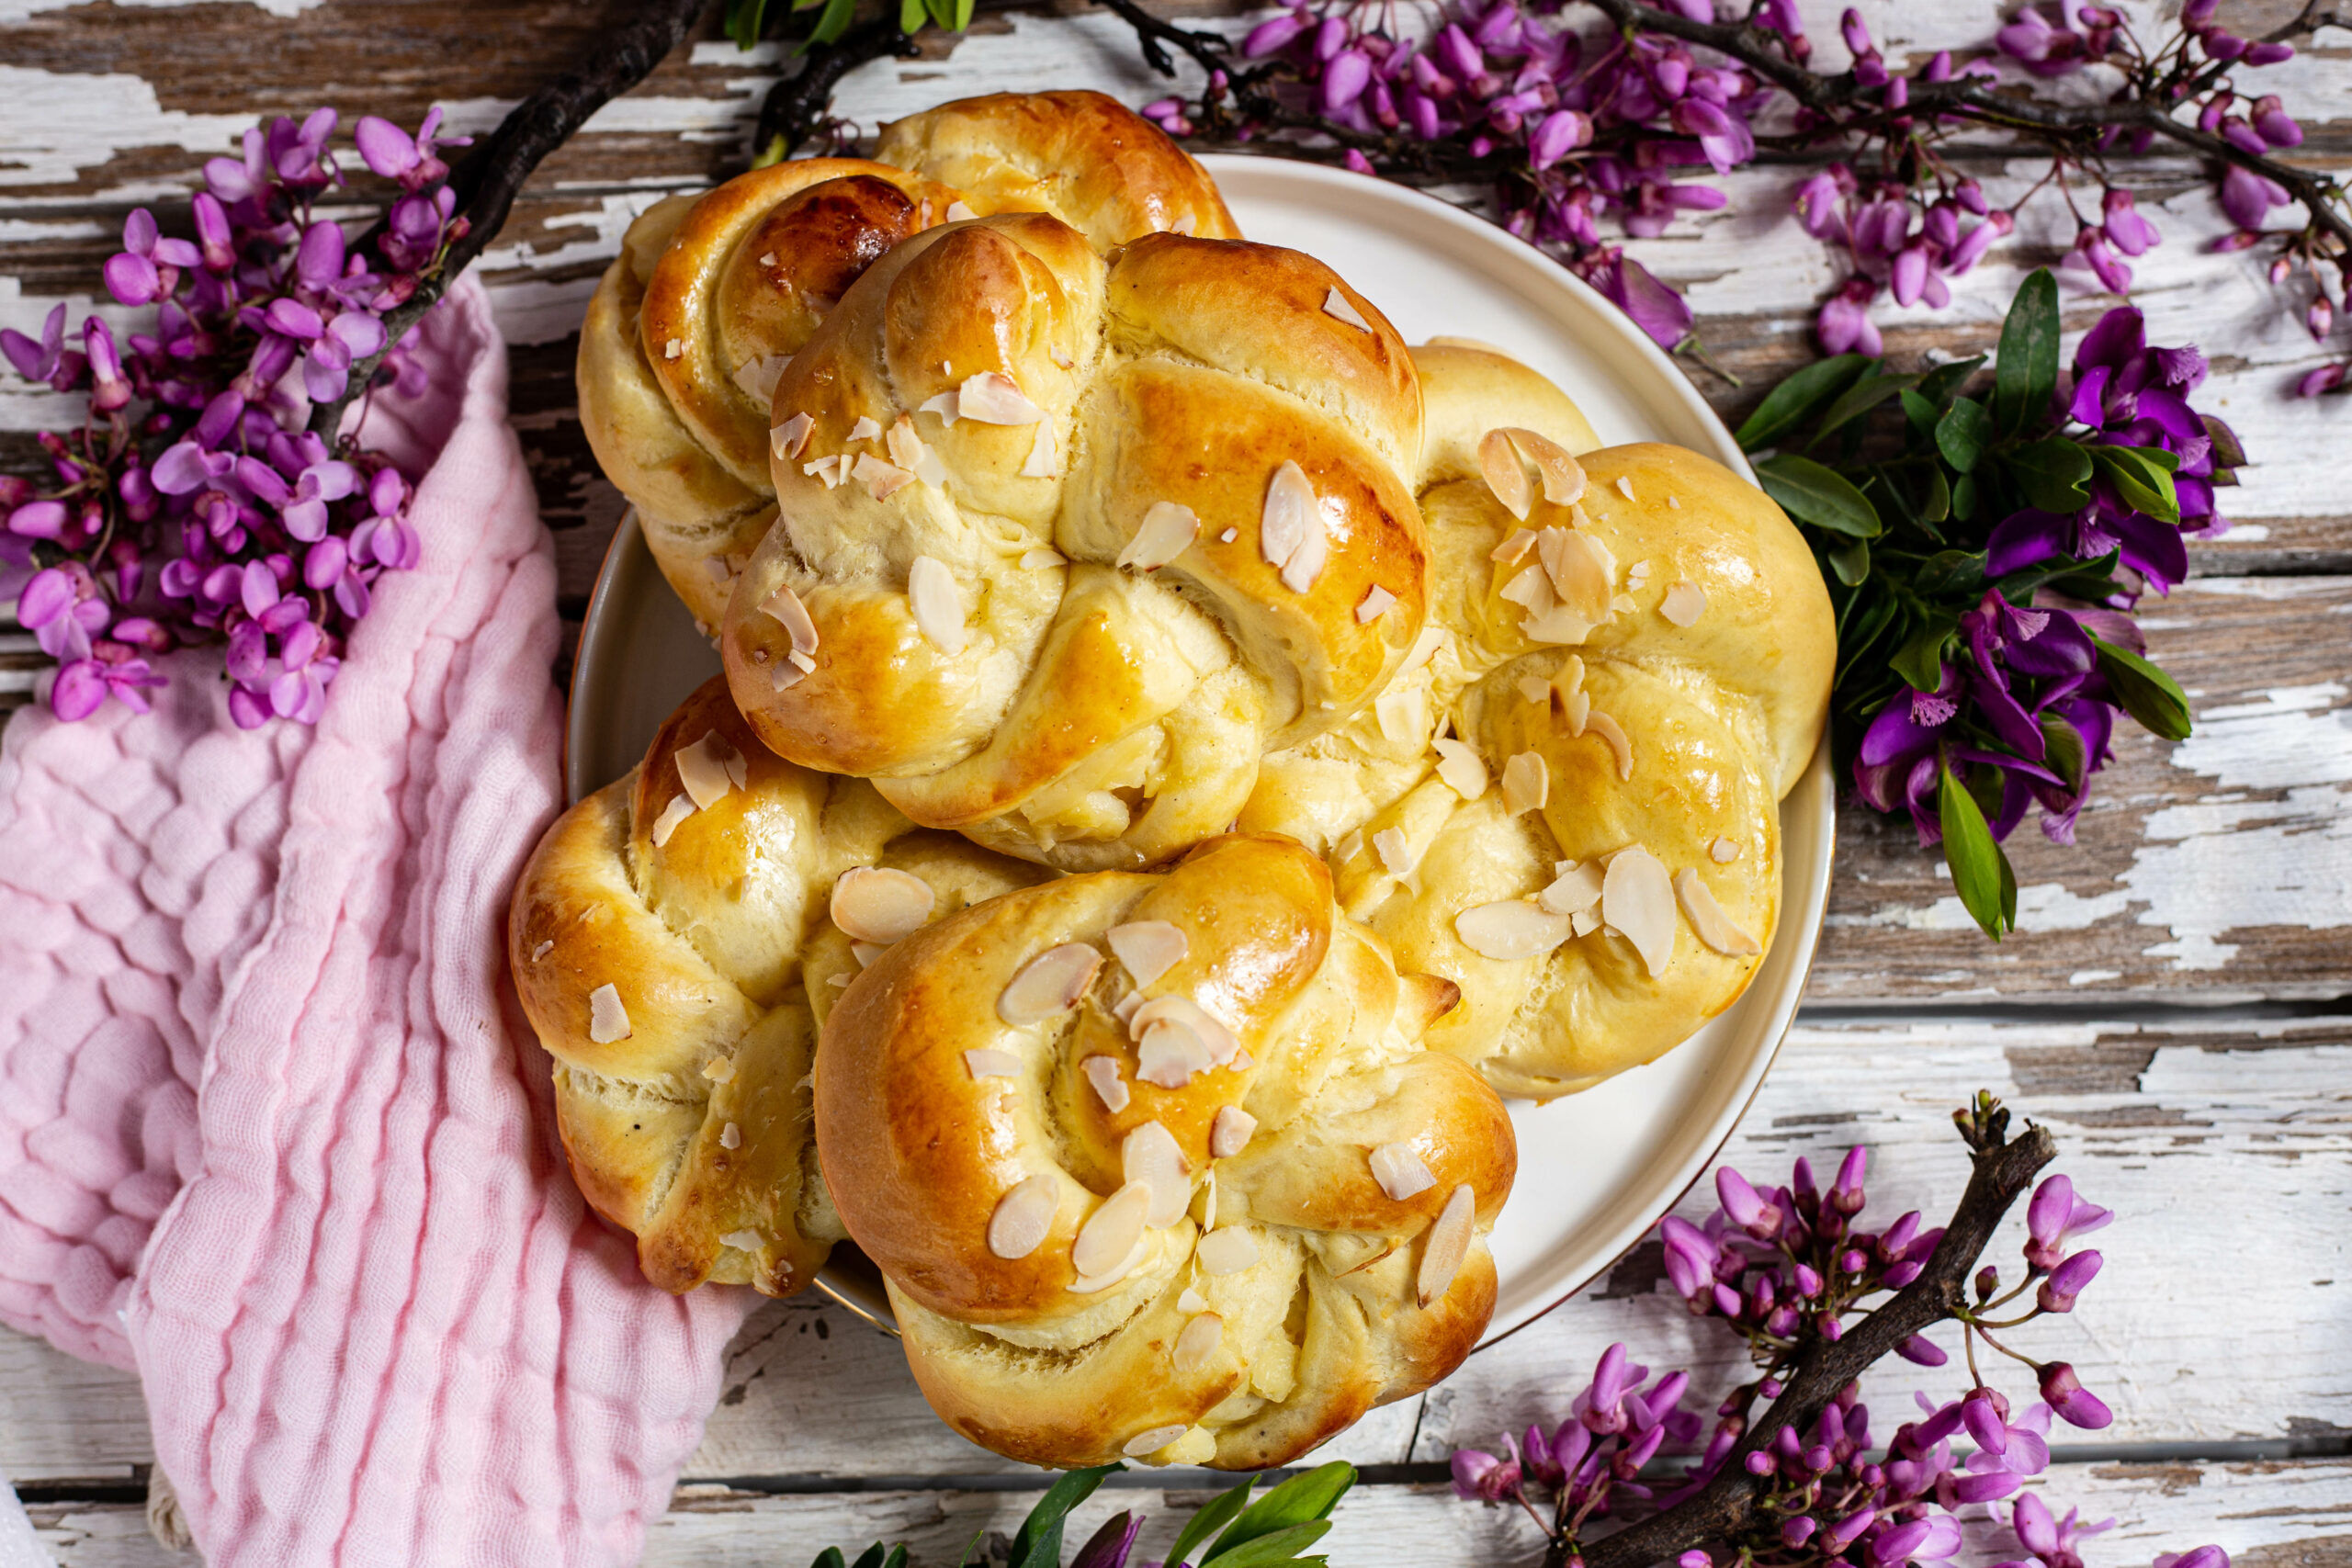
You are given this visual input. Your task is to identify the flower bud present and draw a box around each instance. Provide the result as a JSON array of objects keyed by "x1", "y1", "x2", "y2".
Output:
[{"x1": 2040, "y1": 1361, "x2": 2115, "y2": 1428}]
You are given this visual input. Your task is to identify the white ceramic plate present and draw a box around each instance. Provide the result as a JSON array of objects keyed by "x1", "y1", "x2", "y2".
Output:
[{"x1": 565, "y1": 154, "x2": 1833, "y2": 1344}]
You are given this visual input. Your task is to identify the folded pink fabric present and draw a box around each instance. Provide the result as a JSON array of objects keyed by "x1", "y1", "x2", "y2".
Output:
[{"x1": 0, "y1": 276, "x2": 750, "y2": 1565}]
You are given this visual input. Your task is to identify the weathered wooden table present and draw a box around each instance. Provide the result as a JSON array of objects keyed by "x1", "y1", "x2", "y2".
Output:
[{"x1": 3, "y1": 1, "x2": 2347, "y2": 1562}]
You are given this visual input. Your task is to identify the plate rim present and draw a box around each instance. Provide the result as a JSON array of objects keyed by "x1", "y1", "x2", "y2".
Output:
[{"x1": 563, "y1": 153, "x2": 1834, "y2": 1348}]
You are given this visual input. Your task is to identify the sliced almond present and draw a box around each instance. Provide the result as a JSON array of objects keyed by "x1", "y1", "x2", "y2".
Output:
[
  {"x1": 1369, "y1": 1141, "x2": 1438, "y2": 1201},
  {"x1": 1711, "y1": 836, "x2": 1742, "y2": 863},
  {"x1": 1196, "y1": 1226, "x2": 1259, "y2": 1276},
  {"x1": 1675, "y1": 867, "x2": 1762, "y2": 955},
  {"x1": 1500, "y1": 751, "x2": 1548, "y2": 815},
  {"x1": 1479, "y1": 428, "x2": 1534, "y2": 521},
  {"x1": 1132, "y1": 995, "x2": 1241, "y2": 1065},
  {"x1": 1074, "y1": 1179, "x2": 1153, "y2": 1276},
  {"x1": 1136, "y1": 1018, "x2": 1214, "y2": 1089},
  {"x1": 1172, "y1": 1312, "x2": 1224, "y2": 1373},
  {"x1": 1418, "y1": 1183, "x2": 1477, "y2": 1306},
  {"x1": 1432, "y1": 738, "x2": 1487, "y2": 800},
  {"x1": 718, "y1": 1121, "x2": 742, "y2": 1149},
  {"x1": 1372, "y1": 825, "x2": 1416, "y2": 876},
  {"x1": 674, "y1": 734, "x2": 741, "y2": 809},
  {"x1": 956, "y1": 370, "x2": 1044, "y2": 425},
  {"x1": 1357, "y1": 584, "x2": 1396, "y2": 624},
  {"x1": 945, "y1": 199, "x2": 978, "y2": 221},
  {"x1": 531, "y1": 940, "x2": 553, "y2": 962},
  {"x1": 1601, "y1": 845, "x2": 1677, "y2": 976},
  {"x1": 1261, "y1": 461, "x2": 1324, "y2": 592},
  {"x1": 1112, "y1": 989, "x2": 1145, "y2": 1028},
  {"x1": 853, "y1": 452, "x2": 915, "y2": 499},
  {"x1": 831, "y1": 866, "x2": 935, "y2": 943},
  {"x1": 1123, "y1": 1424, "x2": 1190, "y2": 1458},
  {"x1": 851, "y1": 940, "x2": 888, "y2": 968},
  {"x1": 1020, "y1": 547, "x2": 1066, "y2": 570},
  {"x1": 1661, "y1": 580, "x2": 1708, "y2": 626},
  {"x1": 802, "y1": 454, "x2": 844, "y2": 488},
  {"x1": 760, "y1": 583, "x2": 820, "y2": 653},
  {"x1": 1500, "y1": 564, "x2": 1553, "y2": 615},
  {"x1": 1491, "y1": 528, "x2": 1537, "y2": 566},
  {"x1": 919, "y1": 389, "x2": 960, "y2": 425},
  {"x1": 1123, "y1": 1121, "x2": 1192, "y2": 1226},
  {"x1": 907, "y1": 556, "x2": 967, "y2": 653},
  {"x1": 1615, "y1": 475, "x2": 1636, "y2": 502},
  {"x1": 1082, "y1": 1054, "x2": 1131, "y2": 1112},
  {"x1": 1455, "y1": 899, "x2": 1572, "y2": 961},
  {"x1": 847, "y1": 415, "x2": 881, "y2": 443},
  {"x1": 788, "y1": 648, "x2": 816, "y2": 673},
  {"x1": 1071, "y1": 1235, "x2": 1148, "y2": 1293},
  {"x1": 888, "y1": 415, "x2": 946, "y2": 485},
  {"x1": 965, "y1": 1047, "x2": 1023, "y2": 1079},
  {"x1": 770, "y1": 659, "x2": 807, "y2": 692},
  {"x1": 1178, "y1": 1285, "x2": 1209, "y2": 1314},
  {"x1": 1118, "y1": 502, "x2": 1198, "y2": 571},
  {"x1": 1210, "y1": 1105, "x2": 1257, "y2": 1158},
  {"x1": 1517, "y1": 673, "x2": 1550, "y2": 704},
  {"x1": 1586, "y1": 708, "x2": 1634, "y2": 780},
  {"x1": 703, "y1": 1055, "x2": 737, "y2": 1084},
  {"x1": 1022, "y1": 420, "x2": 1059, "y2": 478},
  {"x1": 720, "y1": 1226, "x2": 763, "y2": 1251},
  {"x1": 771, "y1": 412, "x2": 814, "y2": 460},
  {"x1": 1521, "y1": 429, "x2": 1589, "y2": 504},
  {"x1": 1401, "y1": 626, "x2": 1446, "y2": 673},
  {"x1": 1627, "y1": 560, "x2": 1653, "y2": 588},
  {"x1": 1571, "y1": 907, "x2": 1600, "y2": 937},
  {"x1": 1538, "y1": 860, "x2": 1604, "y2": 916},
  {"x1": 1541, "y1": 527, "x2": 1616, "y2": 624},
  {"x1": 1219, "y1": 527, "x2": 1238, "y2": 543},
  {"x1": 1374, "y1": 686, "x2": 1429, "y2": 748},
  {"x1": 999, "y1": 942, "x2": 1102, "y2": 1024},
  {"x1": 989, "y1": 1173, "x2": 1058, "y2": 1259},
  {"x1": 587, "y1": 984, "x2": 630, "y2": 1043},
  {"x1": 1322, "y1": 286, "x2": 1373, "y2": 332},
  {"x1": 1107, "y1": 920, "x2": 1187, "y2": 987},
  {"x1": 1335, "y1": 829, "x2": 1365, "y2": 865},
  {"x1": 650, "y1": 793, "x2": 696, "y2": 847}
]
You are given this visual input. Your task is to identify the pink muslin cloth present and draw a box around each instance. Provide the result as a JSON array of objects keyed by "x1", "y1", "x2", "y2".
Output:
[{"x1": 0, "y1": 276, "x2": 750, "y2": 1564}]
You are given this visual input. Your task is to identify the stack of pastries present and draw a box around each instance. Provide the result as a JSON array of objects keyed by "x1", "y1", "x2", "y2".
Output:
[{"x1": 513, "y1": 89, "x2": 1833, "y2": 1471}]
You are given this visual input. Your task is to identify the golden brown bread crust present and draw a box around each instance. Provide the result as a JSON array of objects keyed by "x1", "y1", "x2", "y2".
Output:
[
  {"x1": 575, "y1": 92, "x2": 1238, "y2": 629},
  {"x1": 1242, "y1": 345, "x2": 1835, "y2": 1100},
  {"x1": 719, "y1": 213, "x2": 1429, "y2": 872},
  {"x1": 816, "y1": 834, "x2": 1514, "y2": 1469},
  {"x1": 507, "y1": 676, "x2": 1042, "y2": 1294}
]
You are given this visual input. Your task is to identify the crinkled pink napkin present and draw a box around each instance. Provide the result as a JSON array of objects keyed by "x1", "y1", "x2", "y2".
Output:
[{"x1": 0, "y1": 276, "x2": 750, "y2": 1565}]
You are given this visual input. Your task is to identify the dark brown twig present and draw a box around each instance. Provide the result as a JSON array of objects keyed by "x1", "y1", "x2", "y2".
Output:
[
  {"x1": 309, "y1": 0, "x2": 714, "y2": 438},
  {"x1": 750, "y1": 15, "x2": 926, "y2": 164}
]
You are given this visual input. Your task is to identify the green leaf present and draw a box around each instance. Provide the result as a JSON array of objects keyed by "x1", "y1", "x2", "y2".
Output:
[
  {"x1": 1892, "y1": 614, "x2": 1954, "y2": 692},
  {"x1": 1995, "y1": 268, "x2": 2060, "y2": 436},
  {"x1": 851, "y1": 1546, "x2": 890, "y2": 1568},
  {"x1": 1736, "y1": 355, "x2": 1872, "y2": 450},
  {"x1": 1939, "y1": 762, "x2": 2018, "y2": 940},
  {"x1": 2004, "y1": 437, "x2": 2094, "y2": 513},
  {"x1": 1919, "y1": 464, "x2": 1951, "y2": 526},
  {"x1": 2091, "y1": 446, "x2": 2180, "y2": 522},
  {"x1": 1913, "y1": 549, "x2": 1984, "y2": 596},
  {"x1": 1204, "y1": 1522, "x2": 1336, "y2": 1567},
  {"x1": 1827, "y1": 536, "x2": 1871, "y2": 586},
  {"x1": 1951, "y1": 471, "x2": 1977, "y2": 522},
  {"x1": 1996, "y1": 546, "x2": 2120, "y2": 604},
  {"x1": 1901, "y1": 387, "x2": 1939, "y2": 438},
  {"x1": 1167, "y1": 1479, "x2": 1257, "y2": 1568},
  {"x1": 1919, "y1": 354, "x2": 1987, "y2": 406},
  {"x1": 726, "y1": 0, "x2": 771, "y2": 47},
  {"x1": 1935, "y1": 396, "x2": 1991, "y2": 473},
  {"x1": 2203, "y1": 413, "x2": 2246, "y2": 473},
  {"x1": 804, "y1": 0, "x2": 854, "y2": 44},
  {"x1": 1811, "y1": 369, "x2": 1921, "y2": 446},
  {"x1": 1206, "y1": 1462, "x2": 1356, "y2": 1562},
  {"x1": 1754, "y1": 453, "x2": 1883, "y2": 538},
  {"x1": 899, "y1": 0, "x2": 925, "y2": 29},
  {"x1": 2039, "y1": 710, "x2": 2087, "y2": 794},
  {"x1": 808, "y1": 1551, "x2": 847, "y2": 1568},
  {"x1": 1010, "y1": 1465, "x2": 1121, "y2": 1568},
  {"x1": 953, "y1": 0, "x2": 975, "y2": 29},
  {"x1": 2093, "y1": 635, "x2": 2193, "y2": 741},
  {"x1": 1836, "y1": 593, "x2": 1902, "y2": 690}
]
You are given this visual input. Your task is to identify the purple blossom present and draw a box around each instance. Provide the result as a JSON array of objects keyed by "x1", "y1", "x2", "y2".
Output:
[
  {"x1": 2037, "y1": 1362, "x2": 2114, "y2": 1429},
  {"x1": 2023, "y1": 1174, "x2": 2113, "y2": 1269}
]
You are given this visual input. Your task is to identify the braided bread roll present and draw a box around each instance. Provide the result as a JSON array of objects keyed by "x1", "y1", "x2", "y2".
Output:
[
  {"x1": 507, "y1": 676, "x2": 1041, "y2": 1294},
  {"x1": 719, "y1": 211, "x2": 1429, "y2": 873},
  {"x1": 577, "y1": 92, "x2": 1238, "y2": 630},
  {"x1": 816, "y1": 834, "x2": 1514, "y2": 1469},
  {"x1": 1242, "y1": 345, "x2": 1834, "y2": 1100}
]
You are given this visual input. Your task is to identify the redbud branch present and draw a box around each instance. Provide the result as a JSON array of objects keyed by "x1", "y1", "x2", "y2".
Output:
[
  {"x1": 1555, "y1": 1116, "x2": 2058, "y2": 1568},
  {"x1": 308, "y1": 0, "x2": 715, "y2": 440}
]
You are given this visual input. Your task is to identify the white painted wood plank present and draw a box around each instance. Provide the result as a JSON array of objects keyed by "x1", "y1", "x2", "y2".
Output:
[{"x1": 25, "y1": 1457, "x2": 2352, "y2": 1567}]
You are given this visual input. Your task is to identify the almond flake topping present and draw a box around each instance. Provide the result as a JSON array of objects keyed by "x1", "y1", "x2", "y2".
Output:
[
  {"x1": 719, "y1": 1122, "x2": 742, "y2": 1150},
  {"x1": 803, "y1": 454, "x2": 844, "y2": 489},
  {"x1": 1479, "y1": 429, "x2": 1535, "y2": 521},
  {"x1": 1124, "y1": 1425, "x2": 1189, "y2": 1459},
  {"x1": 650, "y1": 793, "x2": 696, "y2": 847},
  {"x1": 1219, "y1": 527, "x2": 1238, "y2": 543},
  {"x1": 1627, "y1": 560, "x2": 1653, "y2": 588},
  {"x1": 1518, "y1": 673, "x2": 1550, "y2": 704},
  {"x1": 831, "y1": 866, "x2": 935, "y2": 943},
  {"x1": 531, "y1": 940, "x2": 552, "y2": 962},
  {"x1": 1260, "y1": 460, "x2": 1328, "y2": 592},
  {"x1": 999, "y1": 942, "x2": 1102, "y2": 1024},
  {"x1": 1322, "y1": 287, "x2": 1373, "y2": 332},
  {"x1": 1136, "y1": 1018, "x2": 1214, "y2": 1089},
  {"x1": 1124, "y1": 1121, "x2": 1192, "y2": 1226},
  {"x1": 1107, "y1": 920, "x2": 1187, "y2": 987},
  {"x1": 1211, "y1": 1105, "x2": 1258, "y2": 1158},
  {"x1": 945, "y1": 199, "x2": 978, "y2": 221},
  {"x1": 1540, "y1": 526, "x2": 1616, "y2": 624},
  {"x1": 1501, "y1": 751, "x2": 1548, "y2": 815},
  {"x1": 1520, "y1": 431, "x2": 1589, "y2": 504},
  {"x1": 759, "y1": 252, "x2": 777, "y2": 266},
  {"x1": 1661, "y1": 580, "x2": 1708, "y2": 626},
  {"x1": 1601, "y1": 845, "x2": 1677, "y2": 977},
  {"x1": 771, "y1": 412, "x2": 814, "y2": 460},
  {"x1": 1418, "y1": 1183, "x2": 1477, "y2": 1305},
  {"x1": 853, "y1": 452, "x2": 915, "y2": 499},
  {"x1": 1432, "y1": 737, "x2": 1488, "y2": 799},
  {"x1": 587, "y1": 984, "x2": 630, "y2": 1043},
  {"x1": 1357, "y1": 584, "x2": 1396, "y2": 624},
  {"x1": 1373, "y1": 826, "x2": 1417, "y2": 876},
  {"x1": 1586, "y1": 708, "x2": 1634, "y2": 780},
  {"x1": 1491, "y1": 528, "x2": 1537, "y2": 566},
  {"x1": 788, "y1": 649, "x2": 816, "y2": 674},
  {"x1": 1369, "y1": 1141, "x2": 1438, "y2": 1201},
  {"x1": 843, "y1": 414, "x2": 880, "y2": 443},
  {"x1": 851, "y1": 941, "x2": 887, "y2": 968},
  {"x1": 1179, "y1": 1286, "x2": 1209, "y2": 1314},
  {"x1": 1020, "y1": 548, "x2": 1067, "y2": 570},
  {"x1": 1172, "y1": 1312, "x2": 1224, "y2": 1373},
  {"x1": 989, "y1": 1173, "x2": 1058, "y2": 1259},
  {"x1": 1711, "y1": 836, "x2": 1741, "y2": 863},
  {"x1": 956, "y1": 370, "x2": 1045, "y2": 425},
  {"x1": 1083, "y1": 1055, "x2": 1131, "y2": 1112},
  {"x1": 770, "y1": 658, "x2": 807, "y2": 692},
  {"x1": 1538, "y1": 860, "x2": 1604, "y2": 917},
  {"x1": 1455, "y1": 899, "x2": 1572, "y2": 961},
  {"x1": 965, "y1": 1047, "x2": 1023, "y2": 1079},
  {"x1": 676, "y1": 732, "x2": 747, "y2": 808},
  {"x1": 760, "y1": 583, "x2": 820, "y2": 653},
  {"x1": 888, "y1": 415, "x2": 945, "y2": 484},
  {"x1": 1022, "y1": 420, "x2": 1060, "y2": 478},
  {"x1": 1668, "y1": 494, "x2": 1682, "y2": 509},
  {"x1": 1196, "y1": 1226, "x2": 1258, "y2": 1276},
  {"x1": 1375, "y1": 686, "x2": 1430, "y2": 747},
  {"x1": 1113, "y1": 990, "x2": 1144, "y2": 1028},
  {"x1": 1615, "y1": 475, "x2": 1636, "y2": 502},
  {"x1": 1074, "y1": 1179, "x2": 1153, "y2": 1276},
  {"x1": 703, "y1": 1055, "x2": 737, "y2": 1083},
  {"x1": 919, "y1": 389, "x2": 960, "y2": 425},
  {"x1": 907, "y1": 555, "x2": 967, "y2": 653},
  {"x1": 1572, "y1": 908, "x2": 1601, "y2": 937},
  {"x1": 1676, "y1": 868, "x2": 1763, "y2": 955},
  {"x1": 1132, "y1": 995, "x2": 1240, "y2": 1066},
  {"x1": 663, "y1": 338, "x2": 683, "y2": 360},
  {"x1": 721, "y1": 1227, "x2": 762, "y2": 1251},
  {"x1": 1119, "y1": 502, "x2": 1199, "y2": 571}
]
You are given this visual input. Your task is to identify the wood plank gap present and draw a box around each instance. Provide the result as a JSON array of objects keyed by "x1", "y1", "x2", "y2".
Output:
[{"x1": 1796, "y1": 999, "x2": 2352, "y2": 1024}]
